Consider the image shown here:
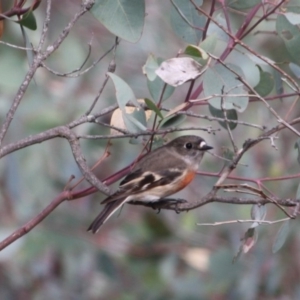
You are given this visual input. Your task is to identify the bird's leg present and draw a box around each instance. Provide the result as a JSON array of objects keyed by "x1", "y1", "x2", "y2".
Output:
[
  {"x1": 152, "y1": 198, "x2": 187, "y2": 214},
  {"x1": 157, "y1": 198, "x2": 187, "y2": 205},
  {"x1": 160, "y1": 198, "x2": 186, "y2": 214},
  {"x1": 128, "y1": 198, "x2": 187, "y2": 213}
]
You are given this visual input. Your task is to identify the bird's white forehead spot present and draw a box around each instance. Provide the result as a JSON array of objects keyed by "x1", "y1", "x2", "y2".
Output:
[{"x1": 199, "y1": 141, "x2": 206, "y2": 148}]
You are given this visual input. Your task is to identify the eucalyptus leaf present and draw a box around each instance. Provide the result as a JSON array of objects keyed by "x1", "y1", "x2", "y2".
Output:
[
  {"x1": 123, "y1": 111, "x2": 147, "y2": 133},
  {"x1": 286, "y1": 0, "x2": 300, "y2": 13},
  {"x1": 184, "y1": 45, "x2": 208, "y2": 60},
  {"x1": 204, "y1": 64, "x2": 248, "y2": 112},
  {"x1": 199, "y1": 34, "x2": 218, "y2": 53},
  {"x1": 159, "y1": 114, "x2": 186, "y2": 129},
  {"x1": 250, "y1": 205, "x2": 267, "y2": 228},
  {"x1": 146, "y1": 56, "x2": 175, "y2": 102},
  {"x1": 276, "y1": 15, "x2": 300, "y2": 65},
  {"x1": 107, "y1": 73, "x2": 139, "y2": 109},
  {"x1": 273, "y1": 69, "x2": 284, "y2": 96},
  {"x1": 209, "y1": 104, "x2": 238, "y2": 130},
  {"x1": 128, "y1": 109, "x2": 147, "y2": 129},
  {"x1": 272, "y1": 220, "x2": 290, "y2": 253},
  {"x1": 156, "y1": 57, "x2": 203, "y2": 87},
  {"x1": 227, "y1": 0, "x2": 260, "y2": 9},
  {"x1": 147, "y1": 76, "x2": 175, "y2": 103},
  {"x1": 91, "y1": 0, "x2": 145, "y2": 43},
  {"x1": 170, "y1": 0, "x2": 205, "y2": 44},
  {"x1": 254, "y1": 65, "x2": 274, "y2": 96},
  {"x1": 144, "y1": 98, "x2": 163, "y2": 119},
  {"x1": 17, "y1": 10, "x2": 37, "y2": 30},
  {"x1": 143, "y1": 54, "x2": 159, "y2": 81}
]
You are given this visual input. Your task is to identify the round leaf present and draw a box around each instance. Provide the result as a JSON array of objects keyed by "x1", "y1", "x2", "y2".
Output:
[
  {"x1": 91, "y1": 0, "x2": 145, "y2": 43},
  {"x1": 204, "y1": 64, "x2": 248, "y2": 112},
  {"x1": 254, "y1": 65, "x2": 274, "y2": 96},
  {"x1": 276, "y1": 15, "x2": 300, "y2": 65},
  {"x1": 209, "y1": 104, "x2": 238, "y2": 130},
  {"x1": 156, "y1": 57, "x2": 203, "y2": 87},
  {"x1": 170, "y1": 0, "x2": 205, "y2": 44}
]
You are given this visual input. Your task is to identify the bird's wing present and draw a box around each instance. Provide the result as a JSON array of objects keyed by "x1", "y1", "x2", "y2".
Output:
[{"x1": 101, "y1": 168, "x2": 183, "y2": 204}]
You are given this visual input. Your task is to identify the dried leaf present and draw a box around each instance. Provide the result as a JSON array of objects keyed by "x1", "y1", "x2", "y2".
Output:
[{"x1": 156, "y1": 57, "x2": 203, "y2": 87}]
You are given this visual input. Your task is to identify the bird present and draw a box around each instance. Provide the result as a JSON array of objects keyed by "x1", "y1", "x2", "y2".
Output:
[{"x1": 87, "y1": 135, "x2": 213, "y2": 233}]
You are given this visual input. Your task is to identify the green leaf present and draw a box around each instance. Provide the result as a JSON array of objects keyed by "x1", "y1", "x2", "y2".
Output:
[
  {"x1": 272, "y1": 220, "x2": 290, "y2": 253},
  {"x1": 184, "y1": 45, "x2": 208, "y2": 60},
  {"x1": 273, "y1": 69, "x2": 284, "y2": 96},
  {"x1": 289, "y1": 63, "x2": 300, "y2": 78},
  {"x1": 159, "y1": 114, "x2": 186, "y2": 129},
  {"x1": 294, "y1": 139, "x2": 300, "y2": 165},
  {"x1": 253, "y1": 65, "x2": 274, "y2": 96},
  {"x1": 170, "y1": 0, "x2": 205, "y2": 44},
  {"x1": 107, "y1": 73, "x2": 139, "y2": 109},
  {"x1": 144, "y1": 98, "x2": 163, "y2": 119},
  {"x1": 286, "y1": 0, "x2": 300, "y2": 13},
  {"x1": 147, "y1": 76, "x2": 175, "y2": 103},
  {"x1": 123, "y1": 112, "x2": 147, "y2": 132},
  {"x1": 276, "y1": 15, "x2": 300, "y2": 65},
  {"x1": 143, "y1": 54, "x2": 159, "y2": 81},
  {"x1": 17, "y1": 10, "x2": 37, "y2": 30},
  {"x1": 208, "y1": 104, "x2": 238, "y2": 130},
  {"x1": 250, "y1": 204, "x2": 267, "y2": 228},
  {"x1": 204, "y1": 64, "x2": 248, "y2": 112},
  {"x1": 108, "y1": 73, "x2": 146, "y2": 133},
  {"x1": 184, "y1": 44, "x2": 209, "y2": 66},
  {"x1": 91, "y1": 0, "x2": 145, "y2": 43},
  {"x1": 227, "y1": 0, "x2": 260, "y2": 9},
  {"x1": 199, "y1": 34, "x2": 218, "y2": 52}
]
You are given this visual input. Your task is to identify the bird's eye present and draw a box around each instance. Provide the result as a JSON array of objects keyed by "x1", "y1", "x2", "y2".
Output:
[{"x1": 185, "y1": 142, "x2": 193, "y2": 149}]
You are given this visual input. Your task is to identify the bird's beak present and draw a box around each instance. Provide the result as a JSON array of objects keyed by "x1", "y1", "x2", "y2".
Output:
[{"x1": 198, "y1": 142, "x2": 213, "y2": 151}]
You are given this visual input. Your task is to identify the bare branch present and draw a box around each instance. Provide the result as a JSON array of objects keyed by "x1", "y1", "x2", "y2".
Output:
[{"x1": 0, "y1": 0, "x2": 95, "y2": 145}]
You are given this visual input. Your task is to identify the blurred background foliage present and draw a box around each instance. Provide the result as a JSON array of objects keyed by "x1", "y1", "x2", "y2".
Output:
[{"x1": 1, "y1": 0, "x2": 300, "y2": 299}]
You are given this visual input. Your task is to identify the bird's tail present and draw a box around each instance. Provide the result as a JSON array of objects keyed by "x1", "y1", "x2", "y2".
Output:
[{"x1": 87, "y1": 200, "x2": 124, "y2": 233}]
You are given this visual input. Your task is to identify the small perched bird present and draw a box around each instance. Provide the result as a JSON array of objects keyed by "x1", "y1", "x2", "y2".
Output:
[{"x1": 88, "y1": 135, "x2": 213, "y2": 233}]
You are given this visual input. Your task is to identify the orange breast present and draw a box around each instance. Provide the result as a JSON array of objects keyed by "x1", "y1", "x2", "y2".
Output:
[{"x1": 174, "y1": 169, "x2": 196, "y2": 192}]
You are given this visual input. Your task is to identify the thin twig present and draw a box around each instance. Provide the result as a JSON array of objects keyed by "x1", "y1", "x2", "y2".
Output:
[
  {"x1": 197, "y1": 217, "x2": 291, "y2": 227},
  {"x1": 220, "y1": 89, "x2": 238, "y2": 153}
]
